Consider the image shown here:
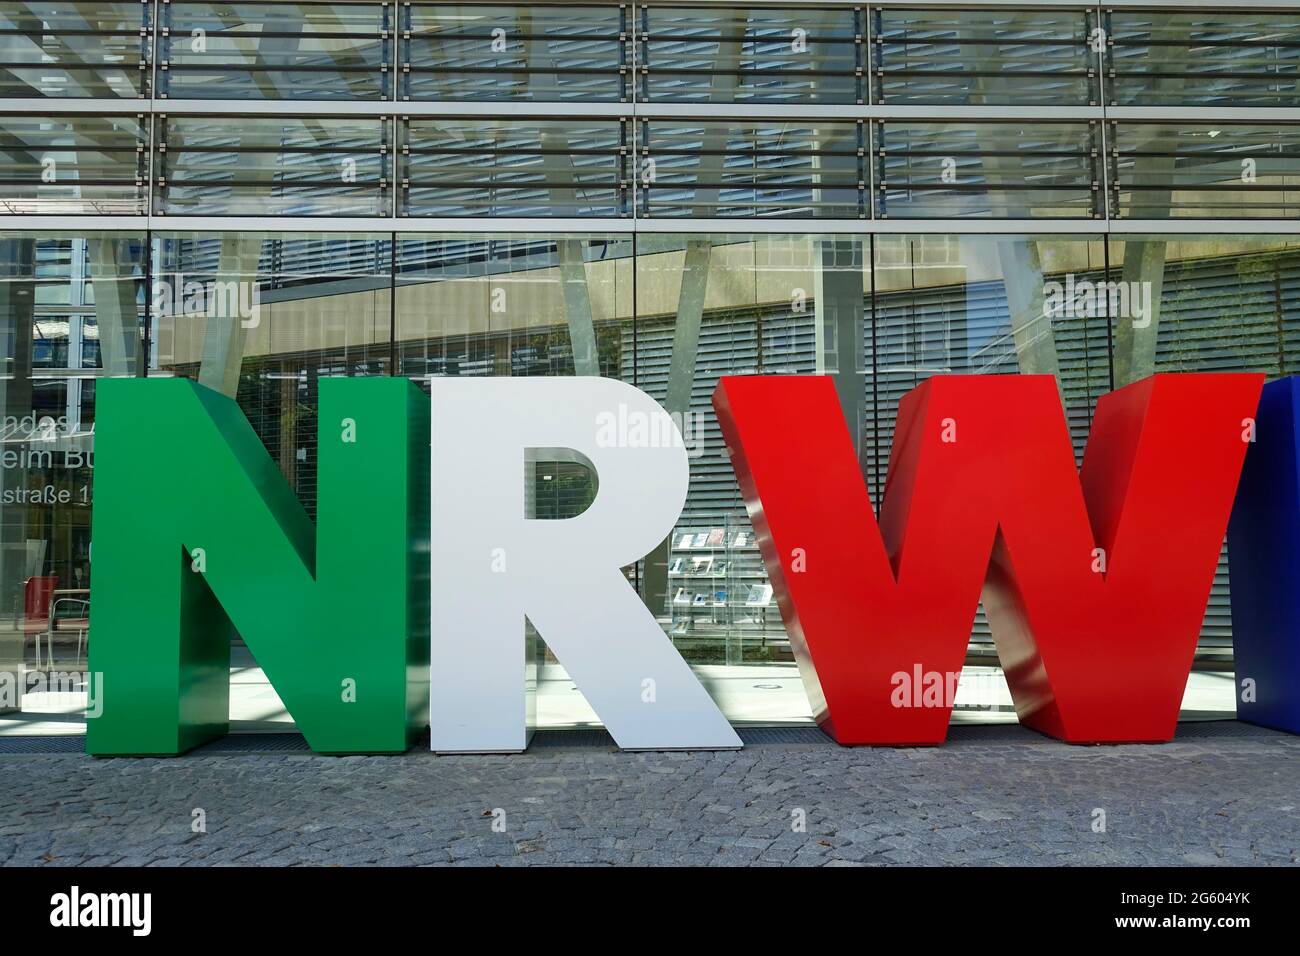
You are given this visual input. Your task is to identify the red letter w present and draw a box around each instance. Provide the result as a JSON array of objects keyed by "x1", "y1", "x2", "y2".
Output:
[{"x1": 713, "y1": 374, "x2": 1262, "y2": 744}]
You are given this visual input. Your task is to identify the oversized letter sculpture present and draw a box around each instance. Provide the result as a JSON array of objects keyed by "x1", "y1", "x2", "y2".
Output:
[
  {"x1": 88, "y1": 378, "x2": 430, "y2": 755},
  {"x1": 429, "y1": 377, "x2": 740, "y2": 752},
  {"x1": 1227, "y1": 375, "x2": 1300, "y2": 735},
  {"x1": 715, "y1": 373, "x2": 1263, "y2": 745}
]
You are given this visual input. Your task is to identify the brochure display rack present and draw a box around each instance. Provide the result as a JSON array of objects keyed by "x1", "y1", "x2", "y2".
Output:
[{"x1": 663, "y1": 515, "x2": 787, "y2": 663}]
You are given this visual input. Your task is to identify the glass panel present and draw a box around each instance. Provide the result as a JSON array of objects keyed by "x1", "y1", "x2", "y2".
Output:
[
  {"x1": 872, "y1": 233, "x2": 1110, "y2": 479},
  {"x1": 151, "y1": 232, "x2": 393, "y2": 506},
  {"x1": 160, "y1": 1, "x2": 389, "y2": 100},
  {"x1": 400, "y1": 118, "x2": 629, "y2": 217},
  {"x1": 1107, "y1": 236, "x2": 1300, "y2": 382},
  {"x1": 0, "y1": 231, "x2": 144, "y2": 733},
  {"x1": 875, "y1": 120, "x2": 1102, "y2": 219},
  {"x1": 873, "y1": 6, "x2": 1099, "y2": 106},
  {"x1": 394, "y1": 234, "x2": 631, "y2": 379},
  {"x1": 871, "y1": 233, "x2": 1110, "y2": 652},
  {"x1": 1108, "y1": 12, "x2": 1300, "y2": 107},
  {"x1": 1109, "y1": 122, "x2": 1300, "y2": 220},
  {"x1": 0, "y1": 0, "x2": 150, "y2": 98},
  {"x1": 635, "y1": 233, "x2": 848, "y2": 682},
  {"x1": 1108, "y1": 235, "x2": 1300, "y2": 652},
  {"x1": 639, "y1": 5, "x2": 862, "y2": 104},
  {"x1": 0, "y1": 114, "x2": 147, "y2": 216},
  {"x1": 639, "y1": 120, "x2": 864, "y2": 218},
  {"x1": 404, "y1": 4, "x2": 627, "y2": 102},
  {"x1": 157, "y1": 115, "x2": 390, "y2": 216}
]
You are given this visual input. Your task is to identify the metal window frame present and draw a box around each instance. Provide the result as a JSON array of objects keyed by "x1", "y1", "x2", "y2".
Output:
[
  {"x1": 4, "y1": 3, "x2": 1300, "y2": 234},
  {"x1": 9, "y1": 214, "x2": 1300, "y2": 235},
  {"x1": 8, "y1": 97, "x2": 1300, "y2": 121}
]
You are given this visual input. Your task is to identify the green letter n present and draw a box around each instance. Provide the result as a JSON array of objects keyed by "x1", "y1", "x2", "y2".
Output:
[{"x1": 86, "y1": 377, "x2": 429, "y2": 755}]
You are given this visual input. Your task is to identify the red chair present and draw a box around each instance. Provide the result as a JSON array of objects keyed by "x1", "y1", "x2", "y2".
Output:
[{"x1": 22, "y1": 576, "x2": 57, "y2": 667}]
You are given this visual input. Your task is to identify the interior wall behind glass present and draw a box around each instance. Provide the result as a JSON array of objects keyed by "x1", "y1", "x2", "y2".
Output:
[
  {"x1": 151, "y1": 232, "x2": 393, "y2": 519},
  {"x1": 394, "y1": 234, "x2": 632, "y2": 382},
  {"x1": 0, "y1": 231, "x2": 144, "y2": 718},
  {"x1": 1107, "y1": 234, "x2": 1300, "y2": 650},
  {"x1": 634, "y1": 233, "x2": 863, "y2": 669}
]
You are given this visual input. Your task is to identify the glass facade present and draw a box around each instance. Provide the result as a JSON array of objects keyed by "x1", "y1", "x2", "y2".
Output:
[{"x1": 3, "y1": 1, "x2": 1298, "y2": 736}]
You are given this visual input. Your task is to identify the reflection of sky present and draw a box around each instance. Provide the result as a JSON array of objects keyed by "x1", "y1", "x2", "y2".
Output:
[{"x1": 959, "y1": 239, "x2": 1009, "y2": 364}]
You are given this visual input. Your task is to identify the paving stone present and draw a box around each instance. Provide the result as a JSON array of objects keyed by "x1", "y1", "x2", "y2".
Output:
[{"x1": 1, "y1": 733, "x2": 1298, "y2": 866}]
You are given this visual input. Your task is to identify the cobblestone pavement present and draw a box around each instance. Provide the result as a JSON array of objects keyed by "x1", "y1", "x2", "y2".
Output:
[{"x1": 1, "y1": 724, "x2": 1297, "y2": 867}]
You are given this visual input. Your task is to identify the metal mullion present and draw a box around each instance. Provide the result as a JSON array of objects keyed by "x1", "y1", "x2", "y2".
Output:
[
  {"x1": 885, "y1": 39, "x2": 1087, "y2": 49},
  {"x1": 149, "y1": 0, "x2": 162, "y2": 101},
  {"x1": 1106, "y1": 107, "x2": 1300, "y2": 119},
  {"x1": 634, "y1": 104, "x2": 1108, "y2": 119},
  {"x1": 1099, "y1": 204, "x2": 1115, "y2": 389},
  {"x1": 1095, "y1": 2, "x2": 1113, "y2": 225},
  {"x1": 882, "y1": 68, "x2": 1092, "y2": 78},
  {"x1": 385, "y1": 0, "x2": 1300, "y2": 8},
  {"x1": 427, "y1": 31, "x2": 622, "y2": 43},
  {"x1": 166, "y1": 0, "x2": 387, "y2": 6},
  {"x1": 0, "y1": 60, "x2": 147, "y2": 69},
  {"x1": 15, "y1": 214, "x2": 1300, "y2": 235},
  {"x1": 645, "y1": 147, "x2": 863, "y2": 158},
  {"x1": 389, "y1": 0, "x2": 399, "y2": 104},
  {"x1": 863, "y1": 3, "x2": 873, "y2": 108},
  {"x1": 641, "y1": 66, "x2": 859, "y2": 77},
  {"x1": 164, "y1": 178, "x2": 386, "y2": 188},
  {"x1": 161, "y1": 64, "x2": 383, "y2": 73},
  {"x1": 884, "y1": 148, "x2": 1091, "y2": 158},
  {"x1": 135, "y1": 0, "x2": 160, "y2": 374},
  {"x1": 0, "y1": 178, "x2": 141, "y2": 187},
  {"x1": 412, "y1": 65, "x2": 665, "y2": 76},
  {"x1": 1120, "y1": 183, "x2": 1300, "y2": 192},
  {"x1": 1122, "y1": 151, "x2": 1300, "y2": 160},
  {"x1": 11, "y1": 145, "x2": 144, "y2": 156},
  {"x1": 2, "y1": 99, "x2": 1148, "y2": 122},
  {"x1": 0, "y1": 28, "x2": 143, "y2": 38},
  {"x1": 1113, "y1": 69, "x2": 1300, "y2": 82},
  {"x1": 384, "y1": 0, "x2": 395, "y2": 369},
  {"x1": 649, "y1": 181, "x2": 862, "y2": 192},
  {"x1": 631, "y1": 3, "x2": 641, "y2": 223},
  {"x1": 875, "y1": 181, "x2": 1097, "y2": 191},
  {"x1": 1121, "y1": 40, "x2": 1300, "y2": 50},
  {"x1": 409, "y1": 180, "x2": 623, "y2": 190},
  {"x1": 379, "y1": 109, "x2": 392, "y2": 218},
  {"x1": 170, "y1": 145, "x2": 380, "y2": 154},
  {"x1": 864, "y1": 4, "x2": 873, "y2": 220},
  {"x1": 170, "y1": 30, "x2": 383, "y2": 40},
  {"x1": 144, "y1": 113, "x2": 156, "y2": 218},
  {"x1": 642, "y1": 30, "x2": 853, "y2": 43},
  {"x1": 409, "y1": 147, "x2": 621, "y2": 157}
]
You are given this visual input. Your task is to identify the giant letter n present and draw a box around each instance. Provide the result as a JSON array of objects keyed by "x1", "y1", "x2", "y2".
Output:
[{"x1": 87, "y1": 378, "x2": 430, "y2": 755}]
